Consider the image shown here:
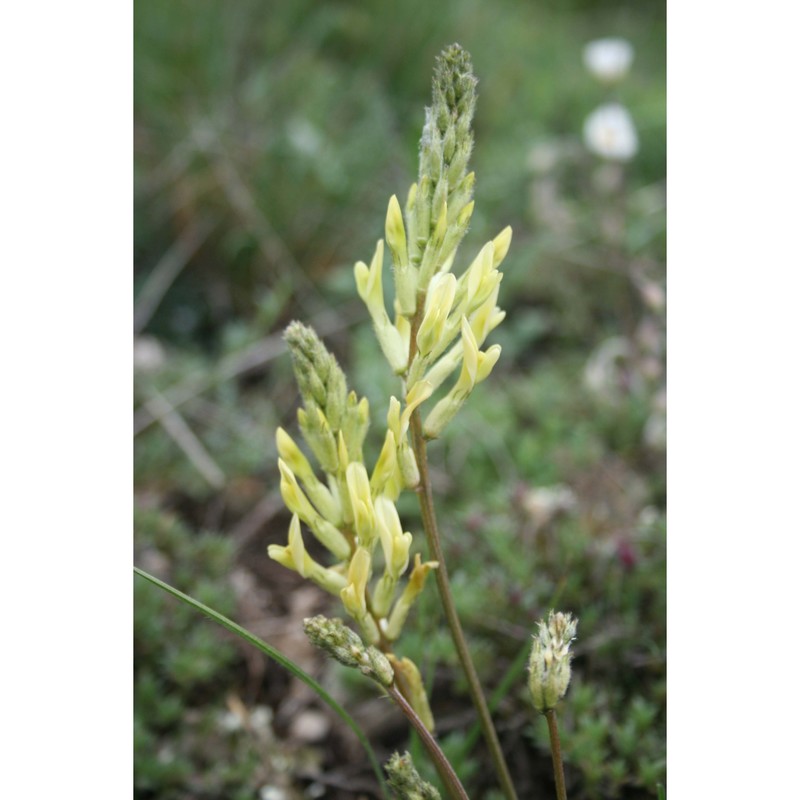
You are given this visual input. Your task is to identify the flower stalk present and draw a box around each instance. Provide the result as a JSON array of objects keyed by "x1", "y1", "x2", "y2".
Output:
[
  {"x1": 545, "y1": 709, "x2": 568, "y2": 800},
  {"x1": 528, "y1": 611, "x2": 578, "y2": 800},
  {"x1": 408, "y1": 366, "x2": 518, "y2": 800}
]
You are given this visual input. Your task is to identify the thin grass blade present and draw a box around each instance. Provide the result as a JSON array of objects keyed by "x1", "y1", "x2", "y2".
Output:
[{"x1": 134, "y1": 565, "x2": 388, "y2": 798}]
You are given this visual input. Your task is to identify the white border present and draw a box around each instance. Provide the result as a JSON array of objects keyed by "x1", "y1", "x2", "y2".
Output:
[{"x1": 2, "y1": 2, "x2": 131, "y2": 792}]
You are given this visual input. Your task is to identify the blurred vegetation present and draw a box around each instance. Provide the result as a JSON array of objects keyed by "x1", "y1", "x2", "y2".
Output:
[{"x1": 135, "y1": 1, "x2": 665, "y2": 798}]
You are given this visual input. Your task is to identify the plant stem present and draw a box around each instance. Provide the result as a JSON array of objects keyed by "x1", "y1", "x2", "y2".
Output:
[
  {"x1": 545, "y1": 709, "x2": 568, "y2": 800},
  {"x1": 408, "y1": 410, "x2": 519, "y2": 800},
  {"x1": 387, "y1": 683, "x2": 470, "y2": 800}
]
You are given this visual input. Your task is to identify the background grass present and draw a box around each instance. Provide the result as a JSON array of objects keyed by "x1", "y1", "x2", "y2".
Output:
[{"x1": 134, "y1": 1, "x2": 665, "y2": 797}]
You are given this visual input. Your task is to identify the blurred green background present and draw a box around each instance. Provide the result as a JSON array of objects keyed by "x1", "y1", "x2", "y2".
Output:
[{"x1": 134, "y1": 1, "x2": 665, "y2": 798}]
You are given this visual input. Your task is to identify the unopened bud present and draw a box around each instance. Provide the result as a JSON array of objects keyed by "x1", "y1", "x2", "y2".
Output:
[
  {"x1": 340, "y1": 546, "x2": 372, "y2": 620},
  {"x1": 385, "y1": 554, "x2": 438, "y2": 640},
  {"x1": 284, "y1": 321, "x2": 347, "y2": 430},
  {"x1": 370, "y1": 430, "x2": 399, "y2": 498},
  {"x1": 375, "y1": 496, "x2": 412, "y2": 579},
  {"x1": 276, "y1": 428, "x2": 341, "y2": 523},
  {"x1": 385, "y1": 752, "x2": 441, "y2": 800},
  {"x1": 417, "y1": 273, "x2": 457, "y2": 357},
  {"x1": 303, "y1": 615, "x2": 394, "y2": 686},
  {"x1": 355, "y1": 241, "x2": 409, "y2": 374},
  {"x1": 297, "y1": 407, "x2": 338, "y2": 474},
  {"x1": 346, "y1": 462, "x2": 377, "y2": 546},
  {"x1": 528, "y1": 610, "x2": 578, "y2": 712},
  {"x1": 389, "y1": 655, "x2": 435, "y2": 733},
  {"x1": 492, "y1": 225, "x2": 513, "y2": 266}
]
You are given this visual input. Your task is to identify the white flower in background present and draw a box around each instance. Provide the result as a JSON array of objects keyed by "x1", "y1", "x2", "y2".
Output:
[
  {"x1": 583, "y1": 103, "x2": 639, "y2": 162},
  {"x1": 583, "y1": 37, "x2": 634, "y2": 83}
]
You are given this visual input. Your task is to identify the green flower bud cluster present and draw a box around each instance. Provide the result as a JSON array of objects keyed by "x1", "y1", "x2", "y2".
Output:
[
  {"x1": 528, "y1": 611, "x2": 578, "y2": 713},
  {"x1": 303, "y1": 615, "x2": 393, "y2": 687},
  {"x1": 269, "y1": 322, "x2": 438, "y2": 647},
  {"x1": 385, "y1": 751, "x2": 442, "y2": 800}
]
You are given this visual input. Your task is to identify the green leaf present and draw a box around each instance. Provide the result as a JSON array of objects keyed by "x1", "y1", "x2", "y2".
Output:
[{"x1": 134, "y1": 566, "x2": 388, "y2": 798}]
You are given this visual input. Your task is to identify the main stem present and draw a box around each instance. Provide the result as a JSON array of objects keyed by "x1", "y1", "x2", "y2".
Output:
[
  {"x1": 408, "y1": 410, "x2": 518, "y2": 800},
  {"x1": 545, "y1": 709, "x2": 568, "y2": 800},
  {"x1": 388, "y1": 683, "x2": 470, "y2": 800}
]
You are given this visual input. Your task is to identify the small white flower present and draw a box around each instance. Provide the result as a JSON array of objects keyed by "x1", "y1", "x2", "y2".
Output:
[
  {"x1": 583, "y1": 37, "x2": 634, "y2": 83},
  {"x1": 583, "y1": 103, "x2": 639, "y2": 162}
]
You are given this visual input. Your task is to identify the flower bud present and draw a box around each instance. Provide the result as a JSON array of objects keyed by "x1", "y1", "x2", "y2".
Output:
[
  {"x1": 284, "y1": 321, "x2": 347, "y2": 430},
  {"x1": 456, "y1": 198, "x2": 474, "y2": 229},
  {"x1": 492, "y1": 225, "x2": 513, "y2": 267},
  {"x1": 389, "y1": 655, "x2": 436, "y2": 733},
  {"x1": 355, "y1": 240, "x2": 408, "y2": 373},
  {"x1": 416, "y1": 273, "x2": 457, "y2": 357},
  {"x1": 370, "y1": 430, "x2": 399, "y2": 498},
  {"x1": 432, "y1": 199, "x2": 448, "y2": 249},
  {"x1": 413, "y1": 175, "x2": 432, "y2": 247},
  {"x1": 276, "y1": 428, "x2": 341, "y2": 523},
  {"x1": 385, "y1": 752, "x2": 441, "y2": 800},
  {"x1": 278, "y1": 458, "x2": 317, "y2": 523},
  {"x1": 346, "y1": 462, "x2": 377, "y2": 547},
  {"x1": 375, "y1": 496, "x2": 412, "y2": 579},
  {"x1": 341, "y1": 392, "x2": 370, "y2": 463},
  {"x1": 402, "y1": 380, "x2": 434, "y2": 433},
  {"x1": 386, "y1": 195, "x2": 416, "y2": 315},
  {"x1": 466, "y1": 242, "x2": 494, "y2": 306},
  {"x1": 278, "y1": 460, "x2": 350, "y2": 559},
  {"x1": 303, "y1": 615, "x2": 393, "y2": 686},
  {"x1": 398, "y1": 440, "x2": 420, "y2": 489},
  {"x1": 527, "y1": 610, "x2": 578, "y2": 712},
  {"x1": 476, "y1": 344, "x2": 502, "y2": 382},
  {"x1": 385, "y1": 554, "x2": 438, "y2": 640},
  {"x1": 340, "y1": 546, "x2": 372, "y2": 620},
  {"x1": 303, "y1": 614, "x2": 365, "y2": 667},
  {"x1": 386, "y1": 194, "x2": 408, "y2": 266}
]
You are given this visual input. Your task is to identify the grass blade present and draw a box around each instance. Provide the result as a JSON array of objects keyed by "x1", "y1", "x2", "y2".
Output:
[{"x1": 134, "y1": 566, "x2": 388, "y2": 798}]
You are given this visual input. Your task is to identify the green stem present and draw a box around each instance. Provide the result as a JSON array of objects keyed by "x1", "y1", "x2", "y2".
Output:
[
  {"x1": 545, "y1": 709, "x2": 568, "y2": 800},
  {"x1": 133, "y1": 566, "x2": 389, "y2": 799},
  {"x1": 408, "y1": 411, "x2": 518, "y2": 800},
  {"x1": 387, "y1": 683, "x2": 470, "y2": 800}
]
